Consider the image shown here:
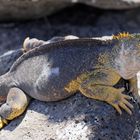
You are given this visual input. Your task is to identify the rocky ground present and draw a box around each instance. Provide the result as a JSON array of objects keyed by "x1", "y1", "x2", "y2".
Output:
[{"x1": 0, "y1": 4, "x2": 140, "y2": 140}]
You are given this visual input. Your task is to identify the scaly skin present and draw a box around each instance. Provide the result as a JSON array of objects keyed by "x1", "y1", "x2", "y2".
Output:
[{"x1": 0, "y1": 33, "x2": 140, "y2": 128}]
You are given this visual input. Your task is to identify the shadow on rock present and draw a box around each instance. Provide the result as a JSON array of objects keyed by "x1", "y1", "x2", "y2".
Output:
[{"x1": 2, "y1": 87, "x2": 140, "y2": 139}]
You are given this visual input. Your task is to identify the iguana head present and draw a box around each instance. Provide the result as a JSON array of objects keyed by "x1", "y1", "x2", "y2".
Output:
[{"x1": 114, "y1": 33, "x2": 140, "y2": 79}]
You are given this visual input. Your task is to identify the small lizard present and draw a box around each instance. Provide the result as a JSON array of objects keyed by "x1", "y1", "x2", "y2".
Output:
[{"x1": 0, "y1": 33, "x2": 139, "y2": 128}]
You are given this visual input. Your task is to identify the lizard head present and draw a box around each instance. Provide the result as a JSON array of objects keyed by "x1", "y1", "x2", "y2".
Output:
[
  {"x1": 120, "y1": 33, "x2": 140, "y2": 58},
  {"x1": 114, "y1": 33, "x2": 140, "y2": 79},
  {"x1": 113, "y1": 32, "x2": 140, "y2": 57}
]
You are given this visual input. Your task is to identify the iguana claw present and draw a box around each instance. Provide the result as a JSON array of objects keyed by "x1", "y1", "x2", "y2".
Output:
[
  {"x1": 107, "y1": 88, "x2": 133, "y2": 115},
  {"x1": 0, "y1": 116, "x2": 7, "y2": 129}
]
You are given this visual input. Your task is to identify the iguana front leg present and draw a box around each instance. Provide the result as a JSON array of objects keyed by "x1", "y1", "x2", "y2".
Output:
[
  {"x1": 129, "y1": 76, "x2": 140, "y2": 103},
  {"x1": 76, "y1": 69, "x2": 133, "y2": 114},
  {"x1": 0, "y1": 87, "x2": 30, "y2": 128}
]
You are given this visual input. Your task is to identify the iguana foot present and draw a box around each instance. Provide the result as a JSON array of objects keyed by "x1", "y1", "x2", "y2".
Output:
[
  {"x1": 78, "y1": 68, "x2": 134, "y2": 115},
  {"x1": 23, "y1": 37, "x2": 46, "y2": 52},
  {"x1": 0, "y1": 116, "x2": 7, "y2": 129},
  {"x1": 129, "y1": 76, "x2": 140, "y2": 103},
  {"x1": 129, "y1": 87, "x2": 140, "y2": 103},
  {"x1": 80, "y1": 84, "x2": 134, "y2": 115},
  {"x1": 106, "y1": 88, "x2": 133, "y2": 115},
  {"x1": 0, "y1": 87, "x2": 30, "y2": 129}
]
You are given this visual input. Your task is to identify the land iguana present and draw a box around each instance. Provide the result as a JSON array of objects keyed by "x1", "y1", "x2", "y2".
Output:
[{"x1": 0, "y1": 33, "x2": 139, "y2": 128}]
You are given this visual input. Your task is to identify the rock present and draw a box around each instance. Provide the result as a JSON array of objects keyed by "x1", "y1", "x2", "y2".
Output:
[
  {"x1": 0, "y1": 4, "x2": 139, "y2": 139},
  {"x1": 0, "y1": 94, "x2": 139, "y2": 140},
  {"x1": 0, "y1": 0, "x2": 140, "y2": 21},
  {"x1": 79, "y1": 0, "x2": 140, "y2": 9},
  {"x1": 0, "y1": 0, "x2": 71, "y2": 21},
  {"x1": 0, "y1": 49, "x2": 23, "y2": 75}
]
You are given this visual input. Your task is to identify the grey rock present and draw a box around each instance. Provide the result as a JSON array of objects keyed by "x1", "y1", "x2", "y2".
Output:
[
  {"x1": 0, "y1": 94, "x2": 139, "y2": 140},
  {"x1": 79, "y1": 0, "x2": 140, "y2": 9},
  {"x1": 0, "y1": 49, "x2": 23, "y2": 75},
  {"x1": 0, "y1": 4, "x2": 139, "y2": 140},
  {"x1": 0, "y1": 0, "x2": 71, "y2": 21},
  {"x1": 0, "y1": 0, "x2": 140, "y2": 21}
]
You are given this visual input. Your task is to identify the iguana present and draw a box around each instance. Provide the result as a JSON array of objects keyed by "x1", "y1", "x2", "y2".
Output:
[{"x1": 0, "y1": 33, "x2": 139, "y2": 129}]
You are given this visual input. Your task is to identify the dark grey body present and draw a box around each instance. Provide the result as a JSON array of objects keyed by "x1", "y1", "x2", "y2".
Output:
[{"x1": 8, "y1": 39, "x2": 116, "y2": 101}]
